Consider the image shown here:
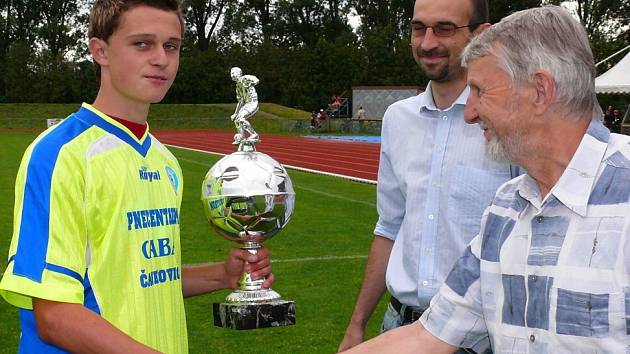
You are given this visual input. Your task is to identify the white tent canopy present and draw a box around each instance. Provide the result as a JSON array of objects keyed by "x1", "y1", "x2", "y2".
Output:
[{"x1": 595, "y1": 51, "x2": 630, "y2": 94}]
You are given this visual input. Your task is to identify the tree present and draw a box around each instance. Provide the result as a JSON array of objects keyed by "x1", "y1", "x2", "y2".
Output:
[
  {"x1": 37, "y1": 0, "x2": 81, "y2": 58},
  {"x1": 352, "y1": 0, "x2": 414, "y2": 45},
  {"x1": 7, "y1": 0, "x2": 41, "y2": 44},
  {"x1": 273, "y1": 0, "x2": 325, "y2": 47},
  {"x1": 245, "y1": 0, "x2": 275, "y2": 41},
  {"x1": 183, "y1": 0, "x2": 227, "y2": 51},
  {"x1": 273, "y1": 0, "x2": 353, "y2": 47},
  {"x1": 569, "y1": 0, "x2": 630, "y2": 38},
  {"x1": 217, "y1": 1, "x2": 274, "y2": 47},
  {"x1": 488, "y1": 0, "x2": 543, "y2": 23},
  {"x1": 4, "y1": 41, "x2": 35, "y2": 102},
  {"x1": 550, "y1": 0, "x2": 630, "y2": 69}
]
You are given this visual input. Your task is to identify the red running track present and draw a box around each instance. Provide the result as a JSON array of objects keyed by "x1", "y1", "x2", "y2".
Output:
[{"x1": 153, "y1": 130, "x2": 381, "y2": 182}]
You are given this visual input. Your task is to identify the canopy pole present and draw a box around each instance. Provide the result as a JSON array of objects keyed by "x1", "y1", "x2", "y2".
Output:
[{"x1": 596, "y1": 44, "x2": 630, "y2": 67}]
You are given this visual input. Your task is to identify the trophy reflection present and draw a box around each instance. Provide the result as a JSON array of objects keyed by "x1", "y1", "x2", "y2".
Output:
[{"x1": 200, "y1": 67, "x2": 296, "y2": 330}]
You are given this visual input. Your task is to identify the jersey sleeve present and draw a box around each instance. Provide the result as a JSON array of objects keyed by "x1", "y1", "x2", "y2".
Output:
[{"x1": 1, "y1": 138, "x2": 88, "y2": 310}]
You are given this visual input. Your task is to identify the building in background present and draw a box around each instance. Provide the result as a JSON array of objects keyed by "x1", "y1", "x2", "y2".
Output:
[{"x1": 352, "y1": 86, "x2": 423, "y2": 120}]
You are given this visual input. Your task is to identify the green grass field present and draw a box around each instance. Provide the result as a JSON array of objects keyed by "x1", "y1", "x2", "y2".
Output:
[
  {"x1": 0, "y1": 131, "x2": 387, "y2": 353},
  {"x1": 0, "y1": 103, "x2": 311, "y2": 132}
]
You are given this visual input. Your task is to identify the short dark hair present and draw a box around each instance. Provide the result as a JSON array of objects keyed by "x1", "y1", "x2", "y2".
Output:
[
  {"x1": 88, "y1": 0, "x2": 184, "y2": 42},
  {"x1": 469, "y1": 0, "x2": 489, "y2": 30}
]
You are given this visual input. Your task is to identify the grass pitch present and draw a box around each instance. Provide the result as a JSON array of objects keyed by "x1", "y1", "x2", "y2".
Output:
[
  {"x1": 0, "y1": 103, "x2": 311, "y2": 132},
  {"x1": 0, "y1": 131, "x2": 387, "y2": 353}
]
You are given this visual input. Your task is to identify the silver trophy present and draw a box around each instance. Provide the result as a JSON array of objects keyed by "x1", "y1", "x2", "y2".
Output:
[{"x1": 200, "y1": 67, "x2": 296, "y2": 330}]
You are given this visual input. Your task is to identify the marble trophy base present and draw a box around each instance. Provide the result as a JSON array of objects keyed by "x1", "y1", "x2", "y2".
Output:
[{"x1": 213, "y1": 300, "x2": 296, "y2": 330}]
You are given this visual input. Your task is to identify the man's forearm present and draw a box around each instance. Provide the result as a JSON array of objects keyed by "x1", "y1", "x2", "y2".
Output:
[
  {"x1": 343, "y1": 322, "x2": 456, "y2": 354},
  {"x1": 33, "y1": 299, "x2": 158, "y2": 354},
  {"x1": 348, "y1": 236, "x2": 394, "y2": 327}
]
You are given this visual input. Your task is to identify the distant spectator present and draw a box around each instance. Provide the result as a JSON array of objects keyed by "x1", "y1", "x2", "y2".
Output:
[
  {"x1": 355, "y1": 106, "x2": 366, "y2": 120},
  {"x1": 610, "y1": 109, "x2": 623, "y2": 133},
  {"x1": 310, "y1": 111, "x2": 319, "y2": 129},
  {"x1": 318, "y1": 109, "x2": 328, "y2": 123},
  {"x1": 603, "y1": 105, "x2": 614, "y2": 129},
  {"x1": 329, "y1": 95, "x2": 342, "y2": 112}
]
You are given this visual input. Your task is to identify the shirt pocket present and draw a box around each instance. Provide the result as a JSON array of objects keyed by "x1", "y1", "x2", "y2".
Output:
[
  {"x1": 552, "y1": 287, "x2": 627, "y2": 340},
  {"x1": 448, "y1": 166, "x2": 511, "y2": 234}
]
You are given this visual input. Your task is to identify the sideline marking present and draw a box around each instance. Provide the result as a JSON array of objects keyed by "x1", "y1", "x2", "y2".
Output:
[
  {"x1": 272, "y1": 255, "x2": 368, "y2": 263},
  {"x1": 176, "y1": 156, "x2": 376, "y2": 207},
  {"x1": 296, "y1": 185, "x2": 375, "y2": 207},
  {"x1": 166, "y1": 144, "x2": 377, "y2": 185}
]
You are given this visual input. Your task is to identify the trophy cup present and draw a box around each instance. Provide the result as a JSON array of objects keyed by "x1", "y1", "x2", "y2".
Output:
[{"x1": 200, "y1": 67, "x2": 296, "y2": 330}]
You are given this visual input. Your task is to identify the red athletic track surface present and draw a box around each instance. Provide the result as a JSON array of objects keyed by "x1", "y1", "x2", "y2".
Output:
[{"x1": 153, "y1": 130, "x2": 381, "y2": 182}]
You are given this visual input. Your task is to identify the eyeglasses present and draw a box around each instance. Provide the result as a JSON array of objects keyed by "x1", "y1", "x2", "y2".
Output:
[{"x1": 411, "y1": 23, "x2": 480, "y2": 37}]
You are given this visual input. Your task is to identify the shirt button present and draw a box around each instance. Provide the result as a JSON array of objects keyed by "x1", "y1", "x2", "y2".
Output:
[
  {"x1": 529, "y1": 275, "x2": 538, "y2": 282},
  {"x1": 432, "y1": 182, "x2": 438, "y2": 187},
  {"x1": 442, "y1": 116, "x2": 448, "y2": 121},
  {"x1": 529, "y1": 334, "x2": 535, "y2": 342},
  {"x1": 428, "y1": 214, "x2": 434, "y2": 220},
  {"x1": 425, "y1": 247, "x2": 432, "y2": 252},
  {"x1": 422, "y1": 280, "x2": 429, "y2": 286},
  {"x1": 536, "y1": 216, "x2": 544, "y2": 223}
]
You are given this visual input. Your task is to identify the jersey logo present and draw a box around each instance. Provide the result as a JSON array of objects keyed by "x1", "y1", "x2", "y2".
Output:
[
  {"x1": 139, "y1": 166, "x2": 161, "y2": 182},
  {"x1": 165, "y1": 166, "x2": 179, "y2": 194}
]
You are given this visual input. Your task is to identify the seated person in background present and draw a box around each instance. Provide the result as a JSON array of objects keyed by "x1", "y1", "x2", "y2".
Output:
[
  {"x1": 318, "y1": 109, "x2": 328, "y2": 122},
  {"x1": 311, "y1": 111, "x2": 319, "y2": 128}
]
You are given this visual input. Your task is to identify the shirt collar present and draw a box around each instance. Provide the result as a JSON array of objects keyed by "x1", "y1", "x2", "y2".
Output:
[
  {"x1": 418, "y1": 81, "x2": 470, "y2": 112},
  {"x1": 77, "y1": 103, "x2": 152, "y2": 157},
  {"x1": 519, "y1": 119, "x2": 610, "y2": 216}
]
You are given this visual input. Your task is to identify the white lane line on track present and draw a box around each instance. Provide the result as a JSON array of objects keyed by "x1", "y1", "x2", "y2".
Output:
[
  {"x1": 176, "y1": 156, "x2": 376, "y2": 207},
  {"x1": 271, "y1": 255, "x2": 367, "y2": 263},
  {"x1": 167, "y1": 144, "x2": 377, "y2": 185}
]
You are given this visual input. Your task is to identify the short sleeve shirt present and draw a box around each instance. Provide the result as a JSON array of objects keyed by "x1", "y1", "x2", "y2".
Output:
[
  {"x1": 0, "y1": 104, "x2": 188, "y2": 353},
  {"x1": 421, "y1": 120, "x2": 630, "y2": 353}
]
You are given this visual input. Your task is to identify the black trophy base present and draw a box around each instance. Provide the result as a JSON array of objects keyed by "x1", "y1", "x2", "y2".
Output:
[{"x1": 213, "y1": 300, "x2": 296, "y2": 330}]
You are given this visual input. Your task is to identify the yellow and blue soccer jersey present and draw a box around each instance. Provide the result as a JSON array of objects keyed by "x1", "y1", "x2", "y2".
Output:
[{"x1": 0, "y1": 103, "x2": 188, "y2": 353}]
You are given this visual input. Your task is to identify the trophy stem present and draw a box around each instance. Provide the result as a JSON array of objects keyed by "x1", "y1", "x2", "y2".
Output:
[
  {"x1": 224, "y1": 240, "x2": 282, "y2": 303},
  {"x1": 239, "y1": 241, "x2": 264, "y2": 291}
]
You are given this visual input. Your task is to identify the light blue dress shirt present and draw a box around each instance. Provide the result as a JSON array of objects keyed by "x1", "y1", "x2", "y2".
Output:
[{"x1": 375, "y1": 82, "x2": 514, "y2": 309}]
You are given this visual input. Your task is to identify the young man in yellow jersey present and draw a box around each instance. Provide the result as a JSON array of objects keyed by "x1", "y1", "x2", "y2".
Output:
[{"x1": 0, "y1": 1, "x2": 273, "y2": 352}]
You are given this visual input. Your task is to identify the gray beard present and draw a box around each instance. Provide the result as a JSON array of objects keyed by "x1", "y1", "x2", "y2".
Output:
[{"x1": 485, "y1": 131, "x2": 524, "y2": 164}]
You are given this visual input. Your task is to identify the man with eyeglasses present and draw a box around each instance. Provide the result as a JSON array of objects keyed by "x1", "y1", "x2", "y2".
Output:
[
  {"x1": 343, "y1": 6, "x2": 628, "y2": 353},
  {"x1": 338, "y1": 0, "x2": 516, "y2": 353}
]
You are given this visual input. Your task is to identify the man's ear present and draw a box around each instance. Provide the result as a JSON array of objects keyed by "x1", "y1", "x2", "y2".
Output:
[
  {"x1": 531, "y1": 70, "x2": 556, "y2": 115},
  {"x1": 473, "y1": 22, "x2": 491, "y2": 35},
  {"x1": 88, "y1": 37, "x2": 108, "y2": 67}
]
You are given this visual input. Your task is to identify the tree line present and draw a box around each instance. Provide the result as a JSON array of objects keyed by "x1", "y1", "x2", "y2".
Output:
[{"x1": 0, "y1": 0, "x2": 627, "y2": 111}]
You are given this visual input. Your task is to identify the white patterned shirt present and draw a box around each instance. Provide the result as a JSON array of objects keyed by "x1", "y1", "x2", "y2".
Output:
[{"x1": 421, "y1": 119, "x2": 630, "y2": 353}]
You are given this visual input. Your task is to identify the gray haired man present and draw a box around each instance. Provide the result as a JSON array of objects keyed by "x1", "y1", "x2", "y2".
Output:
[{"x1": 343, "y1": 6, "x2": 630, "y2": 353}]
